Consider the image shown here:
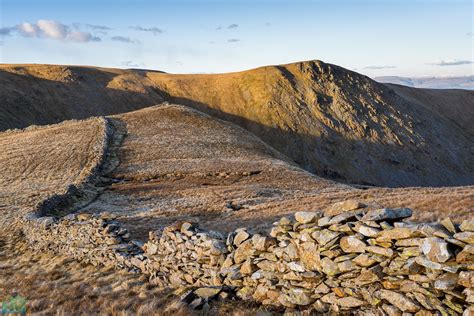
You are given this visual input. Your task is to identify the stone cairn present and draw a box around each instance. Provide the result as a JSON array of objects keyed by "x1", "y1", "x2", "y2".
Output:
[
  {"x1": 22, "y1": 200, "x2": 474, "y2": 314},
  {"x1": 140, "y1": 202, "x2": 473, "y2": 314}
]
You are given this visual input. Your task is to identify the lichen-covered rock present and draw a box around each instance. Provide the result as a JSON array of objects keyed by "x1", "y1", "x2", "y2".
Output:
[
  {"x1": 454, "y1": 231, "x2": 474, "y2": 244},
  {"x1": 378, "y1": 289, "x2": 420, "y2": 312},
  {"x1": 340, "y1": 236, "x2": 366, "y2": 253},
  {"x1": 324, "y1": 200, "x2": 366, "y2": 217},
  {"x1": 420, "y1": 237, "x2": 452, "y2": 263}
]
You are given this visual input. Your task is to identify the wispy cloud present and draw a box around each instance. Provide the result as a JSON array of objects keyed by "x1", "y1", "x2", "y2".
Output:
[
  {"x1": 72, "y1": 23, "x2": 113, "y2": 34},
  {"x1": 111, "y1": 36, "x2": 139, "y2": 44},
  {"x1": 428, "y1": 60, "x2": 473, "y2": 66},
  {"x1": 363, "y1": 65, "x2": 397, "y2": 70},
  {"x1": 129, "y1": 26, "x2": 163, "y2": 35},
  {"x1": 467, "y1": 32, "x2": 473, "y2": 36},
  {"x1": 217, "y1": 24, "x2": 239, "y2": 30},
  {"x1": 227, "y1": 38, "x2": 240, "y2": 42},
  {"x1": 85, "y1": 24, "x2": 112, "y2": 31},
  {"x1": 122, "y1": 60, "x2": 145, "y2": 68},
  {"x1": 10, "y1": 20, "x2": 101, "y2": 42}
]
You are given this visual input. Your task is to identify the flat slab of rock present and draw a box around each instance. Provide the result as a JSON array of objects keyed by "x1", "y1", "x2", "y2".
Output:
[
  {"x1": 324, "y1": 200, "x2": 366, "y2": 217},
  {"x1": 337, "y1": 296, "x2": 365, "y2": 308},
  {"x1": 340, "y1": 236, "x2": 366, "y2": 253},
  {"x1": 460, "y1": 220, "x2": 474, "y2": 232},
  {"x1": 361, "y1": 208, "x2": 412, "y2": 222},
  {"x1": 194, "y1": 287, "x2": 222, "y2": 299},
  {"x1": 420, "y1": 237, "x2": 452, "y2": 263},
  {"x1": 378, "y1": 289, "x2": 420, "y2": 312}
]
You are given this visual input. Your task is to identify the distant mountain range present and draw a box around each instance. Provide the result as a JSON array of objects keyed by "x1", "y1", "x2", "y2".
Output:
[{"x1": 374, "y1": 76, "x2": 473, "y2": 90}]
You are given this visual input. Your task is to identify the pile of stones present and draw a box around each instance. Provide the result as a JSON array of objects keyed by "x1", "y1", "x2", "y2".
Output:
[
  {"x1": 22, "y1": 212, "x2": 142, "y2": 270},
  {"x1": 140, "y1": 221, "x2": 229, "y2": 287},
  {"x1": 220, "y1": 206, "x2": 473, "y2": 314},
  {"x1": 140, "y1": 202, "x2": 473, "y2": 314},
  {"x1": 21, "y1": 199, "x2": 474, "y2": 314}
]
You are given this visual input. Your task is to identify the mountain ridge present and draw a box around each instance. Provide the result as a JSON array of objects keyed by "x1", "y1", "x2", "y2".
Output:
[{"x1": 1, "y1": 60, "x2": 472, "y2": 187}]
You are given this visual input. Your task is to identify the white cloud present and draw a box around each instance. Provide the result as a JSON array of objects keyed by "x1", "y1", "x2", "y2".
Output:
[
  {"x1": 15, "y1": 20, "x2": 101, "y2": 42},
  {"x1": 17, "y1": 22, "x2": 39, "y2": 37},
  {"x1": 37, "y1": 20, "x2": 68, "y2": 39}
]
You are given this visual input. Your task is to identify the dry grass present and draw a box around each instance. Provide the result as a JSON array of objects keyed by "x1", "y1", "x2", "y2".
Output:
[
  {"x1": 0, "y1": 233, "x2": 283, "y2": 315},
  {"x1": 0, "y1": 117, "x2": 107, "y2": 226}
]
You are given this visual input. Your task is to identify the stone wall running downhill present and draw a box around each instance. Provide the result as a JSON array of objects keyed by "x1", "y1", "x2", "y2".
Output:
[
  {"x1": 21, "y1": 200, "x2": 474, "y2": 314},
  {"x1": 32, "y1": 117, "x2": 121, "y2": 218}
]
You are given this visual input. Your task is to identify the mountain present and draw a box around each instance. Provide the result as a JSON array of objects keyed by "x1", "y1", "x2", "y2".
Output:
[
  {"x1": 375, "y1": 75, "x2": 474, "y2": 90},
  {"x1": 145, "y1": 61, "x2": 474, "y2": 187},
  {"x1": 0, "y1": 61, "x2": 473, "y2": 187}
]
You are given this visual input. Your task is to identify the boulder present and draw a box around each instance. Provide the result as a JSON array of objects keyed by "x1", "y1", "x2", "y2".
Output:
[
  {"x1": 233, "y1": 229, "x2": 250, "y2": 246},
  {"x1": 295, "y1": 211, "x2": 321, "y2": 224}
]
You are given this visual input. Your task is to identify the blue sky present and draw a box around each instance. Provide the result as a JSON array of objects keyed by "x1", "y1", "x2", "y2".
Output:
[{"x1": 0, "y1": 0, "x2": 472, "y2": 77}]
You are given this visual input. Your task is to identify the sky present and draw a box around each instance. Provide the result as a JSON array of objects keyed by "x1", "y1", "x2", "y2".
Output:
[{"x1": 0, "y1": 0, "x2": 472, "y2": 77}]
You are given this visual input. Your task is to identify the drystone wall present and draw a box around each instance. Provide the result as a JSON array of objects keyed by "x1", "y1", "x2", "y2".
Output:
[
  {"x1": 22, "y1": 212, "x2": 142, "y2": 269},
  {"x1": 21, "y1": 202, "x2": 474, "y2": 314},
  {"x1": 33, "y1": 117, "x2": 117, "y2": 218}
]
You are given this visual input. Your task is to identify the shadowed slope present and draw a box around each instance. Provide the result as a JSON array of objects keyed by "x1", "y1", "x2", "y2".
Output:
[
  {"x1": 0, "y1": 64, "x2": 164, "y2": 130},
  {"x1": 146, "y1": 61, "x2": 474, "y2": 187},
  {"x1": 387, "y1": 83, "x2": 474, "y2": 136}
]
